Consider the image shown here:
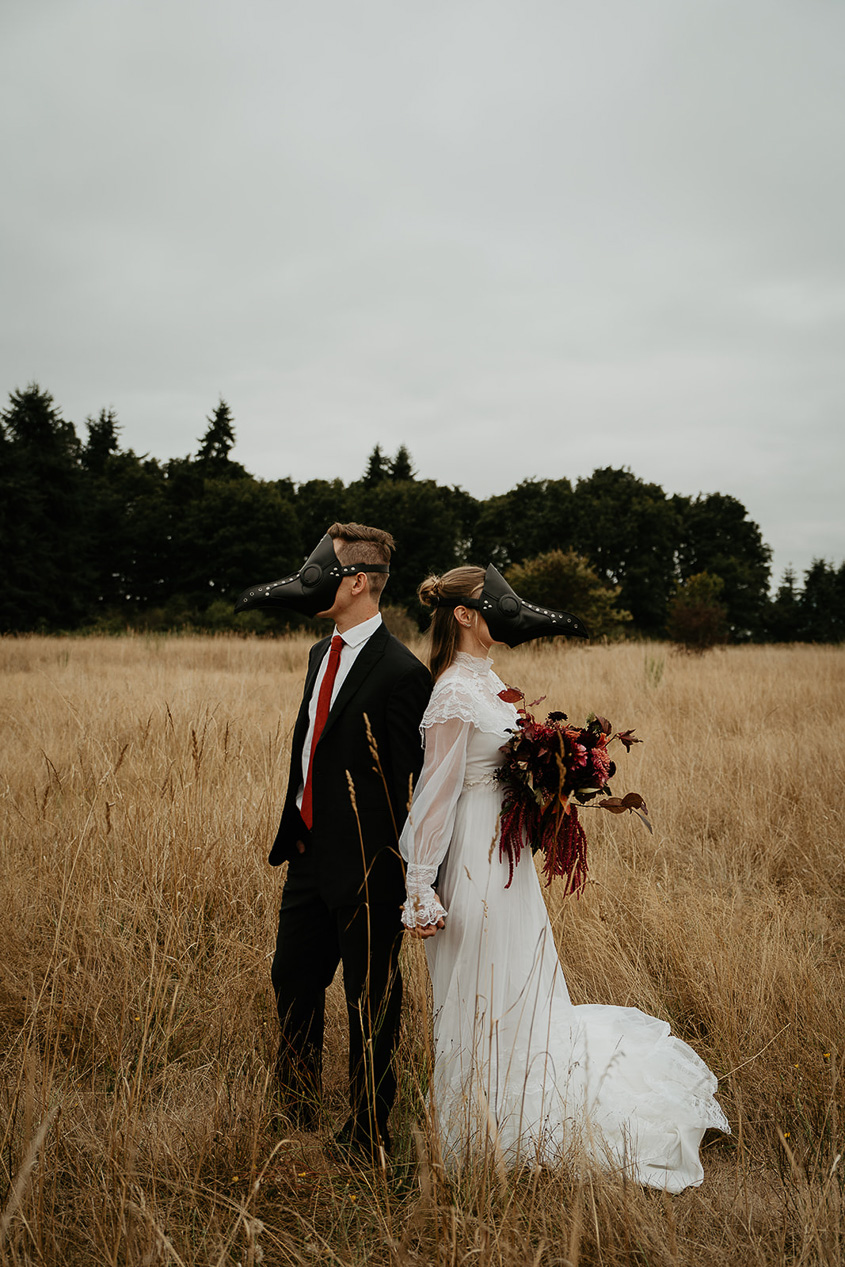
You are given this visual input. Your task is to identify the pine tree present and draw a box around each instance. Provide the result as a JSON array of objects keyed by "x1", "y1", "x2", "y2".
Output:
[
  {"x1": 362, "y1": 444, "x2": 389, "y2": 487},
  {"x1": 0, "y1": 384, "x2": 91, "y2": 629},
  {"x1": 83, "y1": 408, "x2": 121, "y2": 474},
  {"x1": 766, "y1": 566, "x2": 802, "y2": 641},
  {"x1": 197, "y1": 399, "x2": 239, "y2": 471},
  {"x1": 389, "y1": 445, "x2": 416, "y2": 481},
  {"x1": 800, "y1": 559, "x2": 845, "y2": 642}
]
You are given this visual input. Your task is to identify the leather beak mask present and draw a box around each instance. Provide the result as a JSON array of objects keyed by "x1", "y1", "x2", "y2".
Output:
[
  {"x1": 234, "y1": 534, "x2": 390, "y2": 619},
  {"x1": 435, "y1": 564, "x2": 589, "y2": 646}
]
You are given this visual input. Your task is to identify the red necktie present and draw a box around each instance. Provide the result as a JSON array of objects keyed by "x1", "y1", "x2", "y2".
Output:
[{"x1": 300, "y1": 634, "x2": 344, "y2": 830}]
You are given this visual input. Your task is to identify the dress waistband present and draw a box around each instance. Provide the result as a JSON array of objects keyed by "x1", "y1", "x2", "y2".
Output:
[{"x1": 462, "y1": 772, "x2": 499, "y2": 790}]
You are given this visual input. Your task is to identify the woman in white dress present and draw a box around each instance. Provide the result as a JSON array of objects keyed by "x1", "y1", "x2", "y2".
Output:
[{"x1": 400, "y1": 566, "x2": 730, "y2": 1193}]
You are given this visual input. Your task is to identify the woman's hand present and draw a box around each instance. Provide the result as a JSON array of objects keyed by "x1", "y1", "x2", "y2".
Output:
[
  {"x1": 406, "y1": 916, "x2": 446, "y2": 939},
  {"x1": 401, "y1": 877, "x2": 447, "y2": 936}
]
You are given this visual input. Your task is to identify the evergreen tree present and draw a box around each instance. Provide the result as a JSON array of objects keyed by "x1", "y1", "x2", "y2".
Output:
[
  {"x1": 83, "y1": 409, "x2": 126, "y2": 616},
  {"x1": 362, "y1": 445, "x2": 389, "y2": 487},
  {"x1": 799, "y1": 559, "x2": 845, "y2": 642},
  {"x1": 0, "y1": 385, "x2": 92, "y2": 630},
  {"x1": 196, "y1": 398, "x2": 246, "y2": 478},
  {"x1": 389, "y1": 445, "x2": 416, "y2": 481},
  {"x1": 2, "y1": 383, "x2": 77, "y2": 451},
  {"x1": 766, "y1": 566, "x2": 802, "y2": 642},
  {"x1": 82, "y1": 408, "x2": 121, "y2": 474},
  {"x1": 112, "y1": 453, "x2": 171, "y2": 614}
]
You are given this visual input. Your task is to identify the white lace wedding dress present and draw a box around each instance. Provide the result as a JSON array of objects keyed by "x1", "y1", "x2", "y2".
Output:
[{"x1": 400, "y1": 651, "x2": 730, "y2": 1192}]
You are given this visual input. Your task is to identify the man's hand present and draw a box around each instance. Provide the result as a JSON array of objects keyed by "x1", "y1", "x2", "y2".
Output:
[{"x1": 406, "y1": 917, "x2": 446, "y2": 940}]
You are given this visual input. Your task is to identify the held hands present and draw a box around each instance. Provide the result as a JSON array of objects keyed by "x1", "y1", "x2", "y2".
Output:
[
  {"x1": 401, "y1": 881, "x2": 448, "y2": 938},
  {"x1": 402, "y1": 867, "x2": 447, "y2": 935},
  {"x1": 406, "y1": 916, "x2": 446, "y2": 939}
]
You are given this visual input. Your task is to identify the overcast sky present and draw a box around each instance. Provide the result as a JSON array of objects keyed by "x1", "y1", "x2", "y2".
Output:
[{"x1": 2, "y1": 0, "x2": 843, "y2": 586}]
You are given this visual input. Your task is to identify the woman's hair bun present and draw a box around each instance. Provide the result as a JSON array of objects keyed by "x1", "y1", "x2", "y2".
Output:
[{"x1": 418, "y1": 575, "x2": 442, "y2": 608}]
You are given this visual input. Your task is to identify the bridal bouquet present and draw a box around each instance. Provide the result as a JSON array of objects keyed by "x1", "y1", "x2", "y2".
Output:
[{"x1": 496, "y1": 687, "x2": 651, "y2": 895}]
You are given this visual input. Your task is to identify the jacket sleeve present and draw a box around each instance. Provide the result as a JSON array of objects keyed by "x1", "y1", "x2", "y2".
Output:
[
  {"x1": 384, "y1": 661, "x2": 431, "y2": 822},
  {"x1": 268, "y1": 639, "x2": 326, "y2": 865},
  {"x1": 398, "y1": 714, "x2": 472, "y2": 928}
]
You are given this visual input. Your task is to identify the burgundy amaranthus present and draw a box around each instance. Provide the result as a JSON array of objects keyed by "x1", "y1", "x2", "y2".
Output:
[{"x1": 495, "y1": 687, "x2": 650, "y2": 895}]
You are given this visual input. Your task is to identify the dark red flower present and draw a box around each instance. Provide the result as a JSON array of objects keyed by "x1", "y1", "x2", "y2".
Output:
[{"x1": 496, "y1": 687, "x2": 647, "y2": 894}]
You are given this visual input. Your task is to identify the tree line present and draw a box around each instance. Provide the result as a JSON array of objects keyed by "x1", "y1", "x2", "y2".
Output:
[{"x1": 1, "y1": 384, "x2": 842, "y2": 642}]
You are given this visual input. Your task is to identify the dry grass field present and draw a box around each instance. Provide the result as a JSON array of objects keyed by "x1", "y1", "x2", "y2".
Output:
[{"x1": 1, "y1": 633, "x2": 843, "y2": 1266}]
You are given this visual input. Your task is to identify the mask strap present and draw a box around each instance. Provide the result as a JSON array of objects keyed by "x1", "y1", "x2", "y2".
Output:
[
  {"x1": 432, "y1": 595, "x2": 482, "y2": 610},
  {"x1": 338, "y1": 563, "x2": 390, "y2": 576}
]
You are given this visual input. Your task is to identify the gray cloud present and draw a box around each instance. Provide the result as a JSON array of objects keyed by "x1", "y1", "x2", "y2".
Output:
[{"x1": 2, "y1": 0, "x2": 843, "y2": 583}]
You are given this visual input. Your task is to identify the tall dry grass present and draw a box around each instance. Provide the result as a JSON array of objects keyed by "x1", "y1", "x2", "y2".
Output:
[{"x1": 0, "y1": 633, "x2": 843, "y2": 1266}]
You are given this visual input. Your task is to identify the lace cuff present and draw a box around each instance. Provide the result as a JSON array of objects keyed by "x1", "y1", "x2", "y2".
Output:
[{"x1": 402, "y1": 862, "x2": 448, "y2": 929}]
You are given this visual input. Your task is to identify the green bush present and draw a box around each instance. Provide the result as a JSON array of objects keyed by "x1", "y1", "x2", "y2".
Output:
[
  {"x1": 666, "y1": 571, "x2": 728, "y2": 652},
  {"x1": 505, "y1": 549, "x2": 632, "y2": 640}
]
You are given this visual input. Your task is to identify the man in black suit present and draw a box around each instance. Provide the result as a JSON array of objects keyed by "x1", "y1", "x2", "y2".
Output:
[{"x1": 268, "y1": 523, "x2": 431, "y2": 1161}]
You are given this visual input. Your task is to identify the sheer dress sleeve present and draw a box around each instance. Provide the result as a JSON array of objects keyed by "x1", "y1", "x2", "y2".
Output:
[{"x1": 399, "y1": 714, "x2": 471, "y2": 929}]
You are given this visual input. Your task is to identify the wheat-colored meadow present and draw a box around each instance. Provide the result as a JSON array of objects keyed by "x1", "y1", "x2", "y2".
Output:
[{"x1": 0, "y1": 633, "x2": 843, "y2": 1266}]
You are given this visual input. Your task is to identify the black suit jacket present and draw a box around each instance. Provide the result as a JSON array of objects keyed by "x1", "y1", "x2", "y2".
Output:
[{"x1": 271, "y1": 622, "x2": 432, "y2": 909}]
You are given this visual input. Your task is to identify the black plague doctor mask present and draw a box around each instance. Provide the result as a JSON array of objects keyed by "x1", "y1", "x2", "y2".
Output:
[
  {"x1": 434, "y1": 564, "x2": 589, "y2": 646},
  {"x1": 234, "y1": 534, "x2": 390, "y2": 619}
]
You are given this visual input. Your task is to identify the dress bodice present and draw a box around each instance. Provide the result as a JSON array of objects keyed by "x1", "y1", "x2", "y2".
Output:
[{"x1": 428, "y1": 652, "x2": 515, "y2": 790}]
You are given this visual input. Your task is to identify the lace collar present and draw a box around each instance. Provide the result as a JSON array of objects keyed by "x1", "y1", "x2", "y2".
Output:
[
  {"x1": 452, "y1": 651, "x2": 494, "y2": 676},
  {"x1": 422, "y1": 651, "x2": 515, "y2": 736}
]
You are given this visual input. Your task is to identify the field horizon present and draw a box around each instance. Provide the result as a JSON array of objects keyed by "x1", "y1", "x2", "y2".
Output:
[{"x1": 1, "y1": 633, "x2": 843, "y2": 1266}]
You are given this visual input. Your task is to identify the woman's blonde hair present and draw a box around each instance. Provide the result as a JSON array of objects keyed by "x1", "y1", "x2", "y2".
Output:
[{"x1": 418, "y1": 565, "x2": 486, "y2": 680}]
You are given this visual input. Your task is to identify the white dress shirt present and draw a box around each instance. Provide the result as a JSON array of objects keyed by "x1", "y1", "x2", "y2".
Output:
[{"x1": 295, "y1": 611, "x2": 383, "y2": 809}]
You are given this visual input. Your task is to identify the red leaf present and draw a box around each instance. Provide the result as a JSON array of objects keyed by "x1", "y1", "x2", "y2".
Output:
[
  {"x1": 597, "y1": 796, "x2": 627, "y2": 814},
  {"x1": 616, "y1": 729, "x2": 642, "y2": 751},
  {"x1": 620, "y1": 792, "x2": 647, "y2": 811},
  {"x1": 498, "y1": 686, "x2": 524, "y2": 704},
  {"x1": 598, "y1": 794, "x2": 652, "y2": 833}
]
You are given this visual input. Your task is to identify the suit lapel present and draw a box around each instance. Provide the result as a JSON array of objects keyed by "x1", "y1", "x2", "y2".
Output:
[
  {"x1": 290, "y1": 637, "x2": 330, "y2": 766},
  {"x1": 317, "y1": 622, "x2": 389, "y2": 747},
  {"x1": 303, "y1": 638, "x2": 329, "y2": 703}
]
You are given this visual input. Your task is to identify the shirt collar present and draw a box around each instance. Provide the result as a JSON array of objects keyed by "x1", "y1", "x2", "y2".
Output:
[{"x1": 334, "y1": 611, "x2": 383, "y2": 649}]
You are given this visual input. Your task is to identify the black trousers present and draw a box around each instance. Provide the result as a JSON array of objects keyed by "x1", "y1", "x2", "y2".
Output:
[{"x1": 271, "y1": 856, "x2": 403, "y2": 1147}]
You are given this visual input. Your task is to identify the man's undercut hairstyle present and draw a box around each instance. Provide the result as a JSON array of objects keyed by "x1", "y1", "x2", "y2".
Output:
[{"x1": 327, "y1": 522, "x2": 394, "y2": 601}]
